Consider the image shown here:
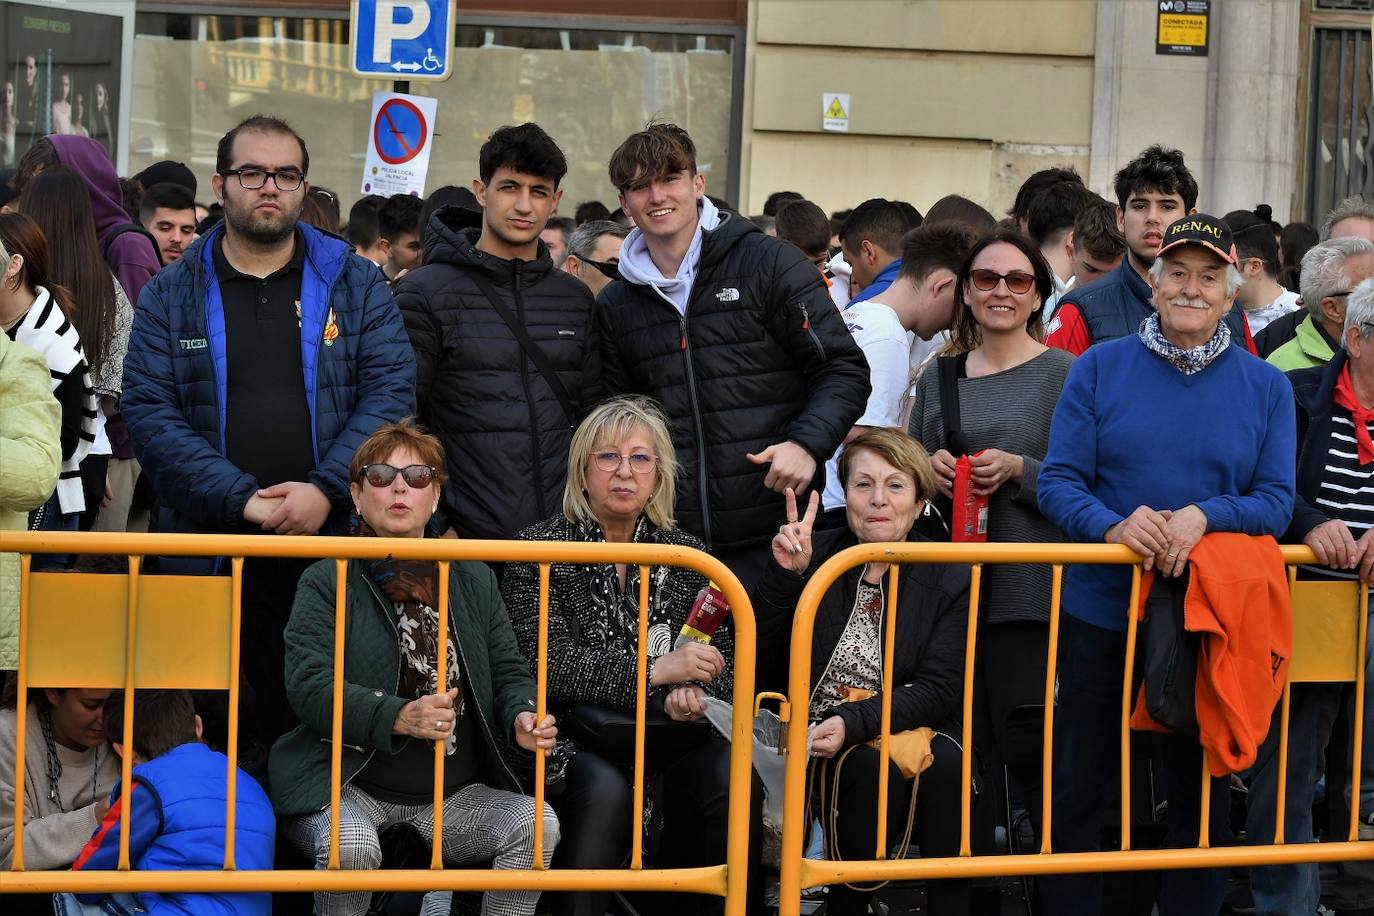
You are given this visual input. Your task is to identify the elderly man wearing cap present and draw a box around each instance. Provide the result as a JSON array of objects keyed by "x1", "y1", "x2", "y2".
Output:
[{"x1": 1037, "y1": 213, "x2": 1296, "y2": 916}]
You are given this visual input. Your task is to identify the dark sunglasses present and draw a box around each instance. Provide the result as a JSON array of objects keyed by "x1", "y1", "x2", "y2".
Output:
[
  {"x1": 969, "y1": 269, "x2": 1036, "y2": 295},
  {"x1": 580, "y1": 257, "x2": 621, "y2": 280},
  {"x1": 362, "y1": 463, "x2": 435, "y2": 488}
]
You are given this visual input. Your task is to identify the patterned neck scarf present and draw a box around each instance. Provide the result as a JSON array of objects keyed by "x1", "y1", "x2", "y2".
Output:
[
  {"x1": 1138, "y1": 312, "x2": 1231, "y2": 375},
  {"x1": 358, "y1": 521, "x2": 463, "y2": 755},
  {"x1": 1334, "y1": 363, "x2": 1374, "y2": 465}
]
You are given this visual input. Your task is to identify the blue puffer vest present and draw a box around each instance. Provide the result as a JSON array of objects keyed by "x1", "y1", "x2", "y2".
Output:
[{"x1": 131, "y1": 743, "x2": 275, "y2": 915}]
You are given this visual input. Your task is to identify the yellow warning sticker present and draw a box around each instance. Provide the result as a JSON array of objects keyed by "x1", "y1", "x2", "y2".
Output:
[
  {"x1": 1158, "y1": 13, "x2": 1206, "y2": 47},
  {"x1": 822, "y1": 92, "x2": 850, "y2": 132}
]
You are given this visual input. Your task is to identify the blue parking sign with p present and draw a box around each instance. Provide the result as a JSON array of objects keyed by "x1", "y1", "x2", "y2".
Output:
[{"x1": 351, "y1": 0, "x2": 454, "y2": 80}]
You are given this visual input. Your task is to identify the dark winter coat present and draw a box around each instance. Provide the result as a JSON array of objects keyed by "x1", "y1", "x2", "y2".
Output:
[
  {"x1": 395, "y1": 206, "x2": 602, "y2": 539},
  {"x1": 753, "y1": 526, "x2": 970, "y2": 745},
  {"x1": 596, "y1": 213, "x2": 870, "y2": 552},
  {"x1": 268, "y1": 557, "x2": 537, "y2": 816},
  {"x1": 1286, "y1": 351, "x2": 1350, "y2": 543}
]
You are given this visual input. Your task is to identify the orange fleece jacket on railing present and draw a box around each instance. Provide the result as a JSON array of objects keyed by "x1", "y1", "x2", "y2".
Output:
[{"x1": 1130, "y1": 533, "x2": 1291, "y2": 776}]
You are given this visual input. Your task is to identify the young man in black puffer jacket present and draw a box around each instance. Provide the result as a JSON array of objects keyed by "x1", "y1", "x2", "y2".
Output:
[
  {"x1": 597, "y1": 123, "x2": 870, "y2": 590},
  {"x1": 395, "y1": 124, "x2": 602, "y2": 540}
]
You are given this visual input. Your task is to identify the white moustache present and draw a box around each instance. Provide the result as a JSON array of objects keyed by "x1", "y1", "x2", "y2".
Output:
[{"x1": 1168, "y1": 296, "x2": 1209, "y2": 309}]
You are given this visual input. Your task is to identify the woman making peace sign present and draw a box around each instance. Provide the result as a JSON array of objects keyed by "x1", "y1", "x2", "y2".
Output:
[{"x1": 754, "y1": 428, "x2": 974, "y2": 916}]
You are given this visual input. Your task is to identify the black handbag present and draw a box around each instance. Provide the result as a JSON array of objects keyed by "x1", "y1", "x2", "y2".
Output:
[
  {"x1": 1136, "y1": 572, "x2": 1200, "y2": 735},
  {"x1": 909, "y1": 354, "x2": 971, "y2": 542},
  {"x1": 563, "y1": 701, "x2": 712, "y2": 768}
]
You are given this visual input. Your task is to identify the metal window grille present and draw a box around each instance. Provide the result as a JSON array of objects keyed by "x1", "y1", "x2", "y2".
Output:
[
  {"x1": 1306, "y1": 27, "x2": 1374, "y2": 221},
  {"x1": 1315, "y1": 0, "x2": 1373, "y2": 12}
]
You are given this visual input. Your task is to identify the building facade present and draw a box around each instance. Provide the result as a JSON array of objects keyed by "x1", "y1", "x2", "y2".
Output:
[{"x1": 49, "y1": 0, "x2": 1374, "y2": 223}]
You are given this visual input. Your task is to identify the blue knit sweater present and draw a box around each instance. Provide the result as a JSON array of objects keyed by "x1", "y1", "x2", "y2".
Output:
[{"x1": 1038, "y1": 334, "x2": 1296, "y2": 631}]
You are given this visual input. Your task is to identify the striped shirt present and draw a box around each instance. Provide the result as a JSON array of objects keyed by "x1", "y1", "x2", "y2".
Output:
[
  {"x1": 6, "y1": 287, "x2": 97, "y2": 514},
  {"x1": 1307, "y1": 409, "x2": 1374, "y2": 582}
]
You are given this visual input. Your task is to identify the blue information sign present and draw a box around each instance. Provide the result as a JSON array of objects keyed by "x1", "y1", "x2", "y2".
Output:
[{"x1": 351, "y1": 0, "x2": 453, "y2": 80}]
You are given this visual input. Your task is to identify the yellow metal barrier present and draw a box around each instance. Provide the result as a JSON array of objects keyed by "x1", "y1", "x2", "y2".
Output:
[
  {"x1": 0, "y1": 531, "x2": 755, "y2": 909},
  {"x1": 777, "y1": 542, "x2": 1374, "y2": 916}
]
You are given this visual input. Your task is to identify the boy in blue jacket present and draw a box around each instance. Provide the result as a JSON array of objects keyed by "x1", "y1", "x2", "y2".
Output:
[{"x1": 62, "y1": 690, "x2": 275, "y2": 915}]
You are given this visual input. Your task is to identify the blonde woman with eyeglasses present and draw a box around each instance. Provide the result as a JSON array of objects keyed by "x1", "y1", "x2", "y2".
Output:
[{"x1": 501, "y1": 396, "x2": 762, "y2": 916}]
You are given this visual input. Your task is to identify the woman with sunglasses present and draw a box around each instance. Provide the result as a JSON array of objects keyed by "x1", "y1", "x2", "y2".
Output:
[
  {"x1": 907, "y1": 229, "x2": 1074, "y2": 844},
  {"x1": 501, "y1": 396, "x2": 761, "y2": 916},
  {"x1": 270, "y1": 419, "x2": 559, "y2": 916}
]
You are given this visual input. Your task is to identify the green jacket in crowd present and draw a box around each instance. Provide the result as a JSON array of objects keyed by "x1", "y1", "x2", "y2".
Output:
[
  {"x1": 268, "y1": 557, "x2": 538, "y2": 816},
  {"x1": 1267, "y1": 314, "x2": 1336, "y2": 372},
  {"x1": 0, "y1": 334, "x2": 61, "y2": 670}
]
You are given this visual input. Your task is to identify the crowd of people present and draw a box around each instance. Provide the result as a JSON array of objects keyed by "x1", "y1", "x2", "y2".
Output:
[{"x1": 0, "y1": 113, "x2": 1373, "y2": 916}]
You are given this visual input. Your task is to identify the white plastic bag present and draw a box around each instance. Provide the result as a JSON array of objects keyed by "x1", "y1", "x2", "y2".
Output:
[{"x1": 702, "y1": 695, "x2": 790, "y2": 867}]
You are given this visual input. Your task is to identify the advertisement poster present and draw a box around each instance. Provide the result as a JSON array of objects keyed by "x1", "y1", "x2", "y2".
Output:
[
  {"x1": 1156, "y1": 0, "x2": 1210, "y2": 57},
  {"x1": 3, "y1": 2, "x2": 126, "y2": 167}
]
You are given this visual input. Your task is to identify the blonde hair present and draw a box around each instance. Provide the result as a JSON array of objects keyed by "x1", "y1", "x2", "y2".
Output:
[
  {"x1": 564, "y1": 397, "x2": 679, "y2": 529},
  {"x1": 837, "y1": 428, "x2": 939, "y2": 503}
]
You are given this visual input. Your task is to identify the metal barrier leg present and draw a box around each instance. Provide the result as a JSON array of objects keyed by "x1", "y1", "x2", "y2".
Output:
[
  {"x1": 1351, "y1": 586, "x2": 1369, "y2": 842},
  {"x1": 432, "y1": 561, "x2": 451, "y2": 870},
  {"x1": 875, "y1": 564, "x2": 900, "y2": 860},
  {"x1": 632, "y1": 567, "x2": 649, "y2": 870},
  {"x1": 960, "y1": 564, "x2": 983, "y2": 857},
  {"x1": 1275, "y1": 684, "x2": 1292, "y2": 845},
  {"x1": 1040, "y1": 565, "x2": 1063, "y2": 855},
  {"x1": 1119, "y1": 567, "x2": 1142, "y2": 852},
  {"x1": 224, "y1": 557, "x2": 244, "y2": 870},
  {"x1": 11, "y1": 554, "x2": 32, "y2": 871},
  {"x1": 327, "y1": 558, "x2": 347, "y2": 870},
  {"x1": 118, "y1": 556, "x2": 142, "y2": 870},
  {"x1": 532, "y1": 563, "x2": 550, "y2": 871}
]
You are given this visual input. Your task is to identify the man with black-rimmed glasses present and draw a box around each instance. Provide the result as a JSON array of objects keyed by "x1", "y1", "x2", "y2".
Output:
[{"x1": 122, "y1": 115, "x2": 414, "y2": 749}]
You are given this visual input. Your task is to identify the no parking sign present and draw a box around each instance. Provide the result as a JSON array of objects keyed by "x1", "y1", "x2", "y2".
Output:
[{"x1": 361, "y1": 90, "x2": 439, "y2": 197}]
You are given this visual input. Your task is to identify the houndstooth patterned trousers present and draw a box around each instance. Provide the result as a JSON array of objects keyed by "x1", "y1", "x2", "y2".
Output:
[{"x1": 285, "y1": 782, "x2": 559, "y2": 916}]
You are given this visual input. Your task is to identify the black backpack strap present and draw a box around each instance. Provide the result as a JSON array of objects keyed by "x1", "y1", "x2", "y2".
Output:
[
  {"x1": 467, "y1": 271, "x2": 577, "y2": 427},
  {"x1": 937, "y1": 353, "x2": 969, "y2": 456}
]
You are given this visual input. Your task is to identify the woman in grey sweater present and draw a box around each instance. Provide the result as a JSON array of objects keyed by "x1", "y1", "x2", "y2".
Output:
[
  {"x1": 907, "y1": 229, "x2": 1073, "y2": 840},
  {"x1": 0, "y1": 685, "x2": 119, "y2": 872}
]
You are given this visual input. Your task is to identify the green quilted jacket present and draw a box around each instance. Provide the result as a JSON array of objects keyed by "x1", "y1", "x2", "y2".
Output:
[{"x1": 268, "y1": 556, "x2": 537, "y2": 816}]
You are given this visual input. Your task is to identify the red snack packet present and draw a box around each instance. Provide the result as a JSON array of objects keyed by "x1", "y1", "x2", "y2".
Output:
[
  {"x1": 952, "y1": 453, "x2": 989, "y2": 543},
  {"x1": 675, "y1": 580, "x2": 731, "y2": 649}
]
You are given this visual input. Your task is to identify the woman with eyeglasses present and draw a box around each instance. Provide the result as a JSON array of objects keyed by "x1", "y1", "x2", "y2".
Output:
[
  {"x1": 270, "y1": 419, "x2": 559, "y2": 916},
  {"x1": 907, "y1": 229, "x2": 1074, "y2": 845},
  {"x1": 501, "y1": 396, "x2": 762, "y2": 916}
]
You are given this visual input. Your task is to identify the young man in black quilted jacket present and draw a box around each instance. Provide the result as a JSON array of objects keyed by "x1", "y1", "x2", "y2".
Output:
[
  {"x1": 395, "y1": 124, "x2": 601, "y2": 540},
  {"x1": 597, "y1": 123, "x2": 870, "y2": 590}
]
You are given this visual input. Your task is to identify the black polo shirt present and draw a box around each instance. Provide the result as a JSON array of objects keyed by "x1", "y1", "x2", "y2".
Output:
[{"x1": 214, "y1": 232, "x2": 316, "y2": 490}]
